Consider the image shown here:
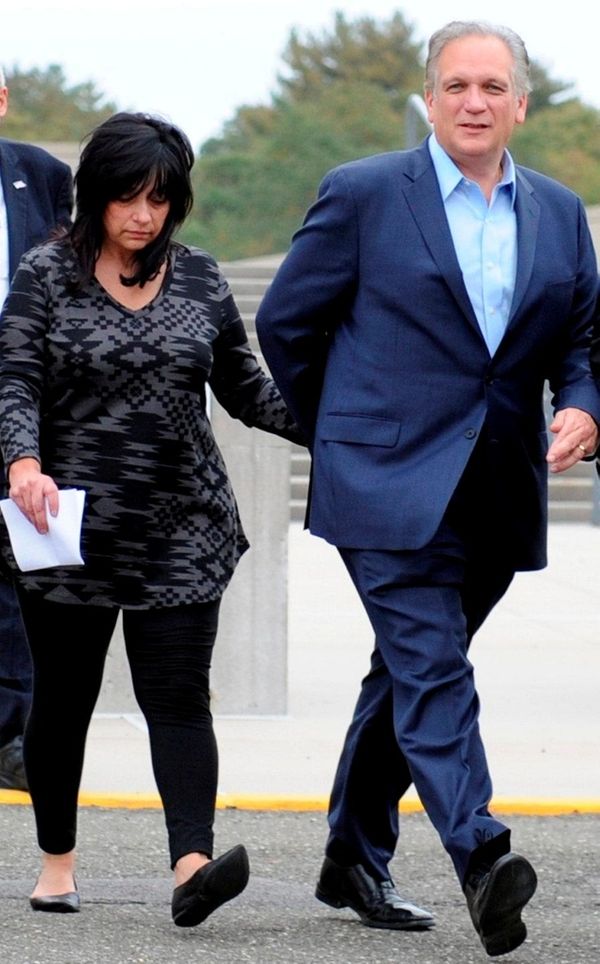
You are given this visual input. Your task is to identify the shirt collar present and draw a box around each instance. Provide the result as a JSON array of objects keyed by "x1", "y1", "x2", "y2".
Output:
[{"x1": 427, "y1": 133, "x2": 517, "y2": 207}]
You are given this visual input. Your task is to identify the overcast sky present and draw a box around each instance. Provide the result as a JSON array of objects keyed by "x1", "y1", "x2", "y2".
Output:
[{"x1": 3, "y1": 0, "x2": 599, "y2": 150}]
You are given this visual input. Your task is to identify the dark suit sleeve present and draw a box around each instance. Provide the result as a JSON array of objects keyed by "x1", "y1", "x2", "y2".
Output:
[
  {"x1": 589, "y1": 275, "x2": 600, "y2": 381},
  {"x1": 548, "y1": 199, "x2": 600, "y2": 423},
  {"x1": 53, "y1": 163, "x2": 74, "y2": 227},
  {"x1": 256, "y1": 169, "x2": 358, "y2": 443},
  {"x1": 588, "y1": 277, "x2": 600, "y2": 457}
]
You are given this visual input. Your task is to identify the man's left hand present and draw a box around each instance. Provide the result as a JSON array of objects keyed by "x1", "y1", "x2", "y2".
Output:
[{"x1": 546, "y1": 408, "x2": 599, "y2": 474}]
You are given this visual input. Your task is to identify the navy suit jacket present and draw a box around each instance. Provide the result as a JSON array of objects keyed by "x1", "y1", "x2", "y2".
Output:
[
  {"x1": 0, "y1": 137, "x2": 72, "y2": 276},
  {"x1": 256, "y1": 141, "x2": 600, "y2": 570}
]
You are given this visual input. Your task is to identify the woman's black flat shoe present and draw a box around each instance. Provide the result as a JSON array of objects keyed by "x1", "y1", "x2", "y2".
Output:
[
  {"x1": 30, "y1": 889, "x2": 80, "y2": 913},
  {"x1": 172, "y1": 844, "x2": 250, "y2": 927}
]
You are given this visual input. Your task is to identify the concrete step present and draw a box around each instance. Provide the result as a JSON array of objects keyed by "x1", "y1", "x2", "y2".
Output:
[
  {"x1": 233, "y1": 312, "x2": 262, "y2": 332},
  {"x1": 229, "y1": 295, "x2": 263, "y2": 314},
  {"x1": 549, "y1": 501, "x2": 594, "y2": 523},
  {"x1": 548, "y1": 478, "x2": 594, "y2": 501},
  {"x1": 290, "y1": 500, "x2": 306, "y2": 523},
  {"x1": 291, "y1": 477, "x2": 310, "y2": 502},
  {"x1": 221, "y1": 257, "x2": 283, "y2": 280},
  {"x1": 226, "y1": 279, "x2": 273, "y2": 296},
  {"x1": 547, "y1": 462, "x2": 595, "y2": 481},
  {"x1": 291, "y1": 449, "x2": 310, "y2": 466}
]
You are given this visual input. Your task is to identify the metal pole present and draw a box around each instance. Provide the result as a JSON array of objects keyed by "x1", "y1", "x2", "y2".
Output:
[{"x1": 405, "y1": 93, "x2": 431, "y2": 148}]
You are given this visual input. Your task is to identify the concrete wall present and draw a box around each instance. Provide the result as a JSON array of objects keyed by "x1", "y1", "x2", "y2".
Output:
[{"x1": 97, "y1": 411, "x2": 292, "y2": 718}]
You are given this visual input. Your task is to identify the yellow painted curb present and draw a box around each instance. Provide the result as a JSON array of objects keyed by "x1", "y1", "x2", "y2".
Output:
[
  {"x1": 1, "y1": 790, "x2": 600, "y2": 815},
  {"x1": 490, "y1": 798, "x2": 600, "y2": 816}
]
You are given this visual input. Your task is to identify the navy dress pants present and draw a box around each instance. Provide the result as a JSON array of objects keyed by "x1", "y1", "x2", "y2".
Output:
[
  {"x1": 325, "y1": 453, "x2": 517, "y2": 887},
  {"x1": 0, "y1": 577, "x2": 31, "y2": 746}
]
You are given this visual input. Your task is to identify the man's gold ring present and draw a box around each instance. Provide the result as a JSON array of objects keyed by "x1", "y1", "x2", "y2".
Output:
[{"x1": 578, "y1": 444, "x2": 587, "y2": 454}]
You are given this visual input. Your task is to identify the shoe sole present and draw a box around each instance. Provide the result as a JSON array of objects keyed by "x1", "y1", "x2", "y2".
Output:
[
  {"x1": 477, "y1": 855, "x2": 538, "y2": 957},
  {"x1": 315, "y1": 885, "x2": 434, "y2": 931},
  {"x1": 173, "y1": 846, "x2": 250, "y2": 927},
  {"x1": 30, "y1": 896, "x2": 80, "y2": 913}
]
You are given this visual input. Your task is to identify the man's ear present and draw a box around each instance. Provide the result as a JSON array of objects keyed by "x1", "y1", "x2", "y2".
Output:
[
  {"x1": 515, "y1": 93, "x2": 528, "y2": 127},
  {"x1": 0, "y1": 87, "x2": 8, "y2": 119}
]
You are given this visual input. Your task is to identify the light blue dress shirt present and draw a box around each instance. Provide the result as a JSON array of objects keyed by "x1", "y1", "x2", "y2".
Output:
[{"x1": 428, "y1": 133, "x2": 518, "y2": 356}]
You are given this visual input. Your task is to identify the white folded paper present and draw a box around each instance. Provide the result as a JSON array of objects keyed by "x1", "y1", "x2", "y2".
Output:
[{"x1": 0, "y1": 489, "x2": 86, "y2": 571}]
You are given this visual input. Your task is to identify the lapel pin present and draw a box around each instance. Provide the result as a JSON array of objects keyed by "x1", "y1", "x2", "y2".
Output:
[{"x1": 12, "y1": 180, "x2": 27, "y2": 189}]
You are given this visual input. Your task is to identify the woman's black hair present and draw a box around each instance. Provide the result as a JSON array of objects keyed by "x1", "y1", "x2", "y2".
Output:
[{"x1": 70, "y1": 112, "x2": 194, "y2": 287}]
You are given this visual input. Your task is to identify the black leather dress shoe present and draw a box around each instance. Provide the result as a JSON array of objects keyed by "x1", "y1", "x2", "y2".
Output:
[
  {"x1": 30, "y1": 887, "x2": 80, "y2": 913},
  {"x1": 316, "y1": 856, "x2": 434, "y2": 930},
  {"x1": 465, "y1": 852, "x2": 537, "y2": 957},
  {"x1": 171, "y1": 844, "x2": 250, "y2": 927},
  {"x1": 0, "y1": 735, "x2": 28, "y2": 791}
]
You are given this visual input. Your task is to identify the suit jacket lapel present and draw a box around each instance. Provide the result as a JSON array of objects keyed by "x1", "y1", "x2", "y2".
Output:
[
  {"x1": 0, "y1": 141, "x2": 28, "y2": 277},
  {"x1": 401, "y1": 145, "x2": 482, "y2": 337},
  {"x1": 508, "y1": 169, "x2": 540, "y2": 323}
]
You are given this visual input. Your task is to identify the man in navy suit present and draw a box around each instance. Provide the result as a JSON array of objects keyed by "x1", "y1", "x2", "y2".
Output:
[
  {"x1": 0, "y1": 65, "x2": 72, "y2": 790},
  {"x1": 257, "y1": 21, "x2": 600, "y2": 957}
]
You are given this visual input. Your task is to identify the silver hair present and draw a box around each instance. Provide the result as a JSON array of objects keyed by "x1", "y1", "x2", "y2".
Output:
[
  {"x1": 0, "y1": 65, "x2": 6, "y2": 87},
  {"x1": 424, "y1": 21, "x2": 532, "y2": 98}
]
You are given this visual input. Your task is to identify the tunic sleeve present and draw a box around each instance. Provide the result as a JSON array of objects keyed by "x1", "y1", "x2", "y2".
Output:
[{"x1": 209, "y1": 270, "x2": 306, "y2": 446}]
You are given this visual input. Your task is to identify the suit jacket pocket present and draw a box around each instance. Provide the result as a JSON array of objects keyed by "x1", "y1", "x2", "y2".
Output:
[{"x1": 319, "y1": 413, "x2": 400, "y2": 446}]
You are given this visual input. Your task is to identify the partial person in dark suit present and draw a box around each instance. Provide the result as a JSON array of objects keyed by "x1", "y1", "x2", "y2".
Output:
[
  {"x1": 0, "y1": 64, "x2": 72, "y2": 791},
  {"x1": 257, "y1": 20, "x2": 600, "y2": 957}
]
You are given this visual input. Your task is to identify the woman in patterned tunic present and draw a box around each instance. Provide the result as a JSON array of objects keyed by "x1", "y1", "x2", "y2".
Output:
[{"x1": 0, "y1": 113, "x2": 303, "y2": 925}]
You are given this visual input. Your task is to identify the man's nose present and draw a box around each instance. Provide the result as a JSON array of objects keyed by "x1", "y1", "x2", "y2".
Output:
[{"x1": 463, "y1": 85, "x2": 487, "y2": 111}]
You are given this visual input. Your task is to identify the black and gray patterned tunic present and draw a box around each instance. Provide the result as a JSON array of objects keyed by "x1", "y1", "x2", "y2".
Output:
[{"x1": 0, "y1": 240, "x2": 301, "y2": 608}]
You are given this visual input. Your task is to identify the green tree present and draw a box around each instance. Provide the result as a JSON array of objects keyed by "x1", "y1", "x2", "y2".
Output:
[
  {"x1": 526, "y1": 62, "x2": 572, "y2": 116},
  {"x1": 278, "y1": 11, "x2": 424, "y2": 112},
  {"x1": 512, "y1": 99, "x2": 600, "y2": 203},
  {"x1": 185, "y1": 81, "x2": 402, "y2": 259},
  {"x1": 1, "y1": 64, "x2": 117, "y2": 141},
  {"x1": 184, "y1": 11, "x2": 423, "y2": 257}
]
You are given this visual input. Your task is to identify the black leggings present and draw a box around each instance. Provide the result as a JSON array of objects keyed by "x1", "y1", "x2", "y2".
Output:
[{"x1": 16, "y1": 589, "x2": 220, "y2": 868}]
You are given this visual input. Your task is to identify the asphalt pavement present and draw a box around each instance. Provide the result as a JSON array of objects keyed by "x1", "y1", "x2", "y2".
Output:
[{"x1": 0, "y1": 808, "x2": 598, "y2": 964}]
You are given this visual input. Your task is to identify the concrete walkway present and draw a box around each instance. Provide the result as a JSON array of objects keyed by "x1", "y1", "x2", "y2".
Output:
[{"x1": 1, "y1": 522, "x2": 599, "y2": 811}]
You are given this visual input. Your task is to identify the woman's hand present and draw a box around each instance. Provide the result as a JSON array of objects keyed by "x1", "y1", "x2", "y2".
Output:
[{"x1": 8, "y1": 457, "x2": 59, "y2": 534}]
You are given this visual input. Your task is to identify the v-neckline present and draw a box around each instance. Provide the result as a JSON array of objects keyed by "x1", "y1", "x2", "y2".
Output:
[{"x1": 93, "y1": 255, "x2": 172, "y2": 316}]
